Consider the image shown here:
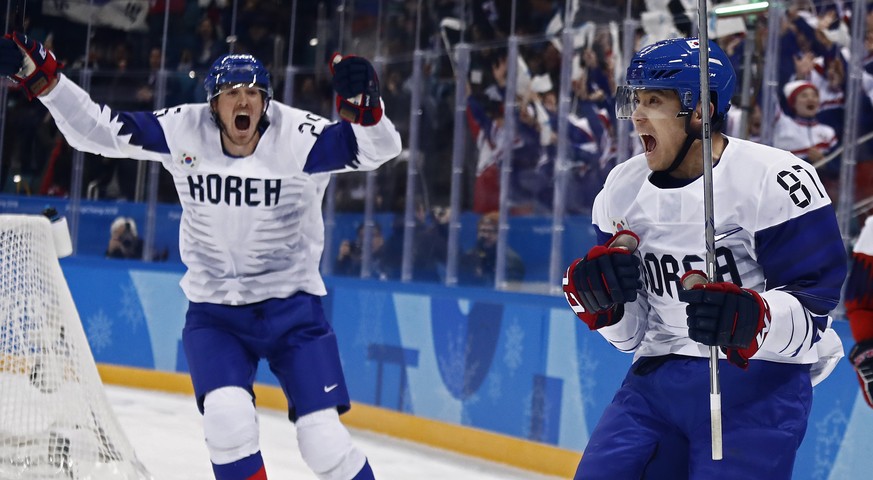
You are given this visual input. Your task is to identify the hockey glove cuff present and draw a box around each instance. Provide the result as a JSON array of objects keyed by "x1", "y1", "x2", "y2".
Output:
[
  {"x1": 562, "y1": 230, "x2": 641, "y2": 330},
  {"x1": 850, "y1": 340, "x2": 873, "y2": 409},
  {"x1": 679, "y1": 270, "x2": 771, "y2": 369},
  {"x1": 330, "y1": 53, "x2": 383, "y2": 126},
  {"x1": 0, "y1": 32, "x2": 59, "y2": 100}
]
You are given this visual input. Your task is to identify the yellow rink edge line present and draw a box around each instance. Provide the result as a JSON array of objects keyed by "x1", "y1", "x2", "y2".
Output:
[{"x1": 97, "y1": 364, "x2": 579, "y2": 477}]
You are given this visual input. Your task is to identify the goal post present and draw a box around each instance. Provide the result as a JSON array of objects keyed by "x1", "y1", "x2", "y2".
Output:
[{"x1": 0, "y1": 214, "x2": 152, "y2": 479}]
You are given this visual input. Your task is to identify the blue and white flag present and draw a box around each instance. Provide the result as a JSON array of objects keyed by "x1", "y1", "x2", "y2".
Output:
[{"x1": 42, "y1": 0, "x2": 150, "y2": 32}]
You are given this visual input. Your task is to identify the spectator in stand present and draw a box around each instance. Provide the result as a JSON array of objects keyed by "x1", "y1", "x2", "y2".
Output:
[
  {"x1": 467, "y1": 50, "x2": 544, "y2": 215},
  {"x1": 147, "y1": 0, "x2": 187, "y2": 65},
  {"x1": 853, "y1": 9, "x2": 873, "y2": 203},
  {"x1": 772, "y1": 80, "x2": 839, "y2": 197},
  {"x1": 106, "y1": 216, "x2": 144, "y2": 260},
  {"x1": 383, "y1": 200, "x2": 449, "y2": 282},
  {"x1": 193, "y1": 14, "x2": 227, "y2": 71},
  {"x1": 237, "y1": 2, "x2": 278, "y2": 64},
  {"x1": 294, "y1": 75, "x2": 330, "y2": 118},
  {"x1": 335, "y1": 223, "x2": 393, "y2": 280},
  {"x1": 534, "y1": 58, "x2": 614, "y2": 214},
  {"x1": 726, "y1": 101, "x2": 762, "y2": 142},
  {"x1": 568, "y1": 62, "x2": 613, "y2": 212},
  {"x1": 459, "y1": 211, "x2": 525, "y2": 286},
  {"x1": 783, "y1": 6, "x2": 873, "y2": 204},
  {"x1": 381, "y1": 67, "x2": 410, "y2": 139}
]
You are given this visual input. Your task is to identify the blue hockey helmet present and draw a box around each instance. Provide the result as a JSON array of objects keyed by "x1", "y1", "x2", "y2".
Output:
[
  {"x1": 204, "y1": 54, "x2": 273, "y2": 106},
  {"x1": 616, "y1": 37, "x2": 736, "y2": 126}
]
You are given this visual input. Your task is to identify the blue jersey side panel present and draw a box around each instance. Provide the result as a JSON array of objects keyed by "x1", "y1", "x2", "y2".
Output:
[
  {"x1": 755, "y1": 204, "x2": 847, "y2": 319},
  {"x1": 303, "y1": 122, "x2": 359, "y2": 173}
]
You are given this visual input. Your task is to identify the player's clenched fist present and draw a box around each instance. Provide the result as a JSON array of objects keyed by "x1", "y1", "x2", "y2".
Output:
[
  {"x1": 563, "y1": 230, "x2": 641, "y2": 330},
  {"x1": 329, "y1": 53, "x2": 382, "y2": 126},
  {"x1": 678, "y1": 271, "x2": 771, "y2": 369},
  {"x1": 0, "y1": 32, "x2": 59, "y2": 100}
]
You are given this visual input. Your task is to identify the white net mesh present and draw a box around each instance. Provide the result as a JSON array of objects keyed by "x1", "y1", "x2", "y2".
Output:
[{"x1": 0, "y1": 214, "x2": 151, "y2": 479}]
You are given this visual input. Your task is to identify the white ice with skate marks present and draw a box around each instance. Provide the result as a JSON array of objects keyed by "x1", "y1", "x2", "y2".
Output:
[{"x1": 107, "y1": 385, "x2": 564, "y2": 480}]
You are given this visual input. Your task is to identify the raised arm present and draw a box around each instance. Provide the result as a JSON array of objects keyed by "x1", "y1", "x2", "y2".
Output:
[
  {"x1": 303, "y1": 53, "x2": 401, "y2": 174},
  {"x1": 0, "y1": 32, "x2": 169, "y2": 163}
]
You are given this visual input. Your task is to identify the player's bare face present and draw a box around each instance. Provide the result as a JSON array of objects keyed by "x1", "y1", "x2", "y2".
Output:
[
  {"x1": 631, "y1": 90, "x2": 686, "y2": 171},
  {"x1": 213, "y1": 85, "x2": 265, "y2": 156}
]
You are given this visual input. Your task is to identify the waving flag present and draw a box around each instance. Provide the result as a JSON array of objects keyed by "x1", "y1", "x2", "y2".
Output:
[{"x1": 42, "y1": 0, "x2": 150, "y2": 32}]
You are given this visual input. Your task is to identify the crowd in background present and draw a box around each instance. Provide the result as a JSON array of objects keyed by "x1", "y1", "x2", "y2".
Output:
[{"x1": 1, "y1": 0, "x2": 872, "y2": 285}]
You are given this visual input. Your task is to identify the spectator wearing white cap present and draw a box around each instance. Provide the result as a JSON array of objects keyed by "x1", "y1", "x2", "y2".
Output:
[{"x1": 773, "y1": 80, "x2": 839, "y2": 166}]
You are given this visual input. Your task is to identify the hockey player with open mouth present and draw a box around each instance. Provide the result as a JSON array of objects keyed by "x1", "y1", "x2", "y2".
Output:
[
  {"x1": 562, "y1": 37, "x2": 846, "y2": 479},
  {"x1": 0, "y1": 31, "x2": 401, "y2": 480}
]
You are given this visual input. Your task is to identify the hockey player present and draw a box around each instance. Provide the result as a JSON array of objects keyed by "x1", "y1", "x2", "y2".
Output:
[
  {"x1": 562, "y1": 37, "x2": 846, "y2": 479},
  {"x1": 847, "y1": 217, "x2": 873, "y2": 409},
  {"x1": 0, "y1": 33, "x2": 401, "y2": 480}
]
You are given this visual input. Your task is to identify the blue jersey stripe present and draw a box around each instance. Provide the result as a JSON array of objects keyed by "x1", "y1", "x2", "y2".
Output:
[
  {"x1": 303, "y1": 122, "x2": 359, "y2": 173},
  {"x1": 755, "y1": 204, "x2": 847, "y2": 316},
  {"x1": 113, "y1": 111, "x2": 171, "y2": 154}
]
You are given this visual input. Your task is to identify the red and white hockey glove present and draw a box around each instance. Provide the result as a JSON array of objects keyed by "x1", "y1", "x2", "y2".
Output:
[
  {"x1": 329, "y1": 53, "x2": 382, "y2": 126},
  {"x1": 0, "y1": 32, "x2": 59, "y2": 100},
  {"x1": 850, "y1": 340, "x2": 873, "y2": 409},
  {"x1": 678, "y1": 270, "x2": 771, "y2": 369},
  {"x1": 563, "y1": 230, "x2": 641, "y2": 330}
]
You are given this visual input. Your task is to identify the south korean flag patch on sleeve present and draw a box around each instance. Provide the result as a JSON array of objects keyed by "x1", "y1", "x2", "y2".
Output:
[{"x1": 610, "y1": 217, "x2": 629, "y2": 233}]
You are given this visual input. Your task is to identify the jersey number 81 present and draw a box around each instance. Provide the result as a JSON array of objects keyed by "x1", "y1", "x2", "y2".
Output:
[{"x1": 776, "y1": 165, "x2": 826, "y2": 209}]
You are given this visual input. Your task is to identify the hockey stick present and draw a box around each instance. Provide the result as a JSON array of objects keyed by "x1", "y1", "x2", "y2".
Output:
[{"x1": 696, "y1": 0, "x2": 724, "y2": 461}]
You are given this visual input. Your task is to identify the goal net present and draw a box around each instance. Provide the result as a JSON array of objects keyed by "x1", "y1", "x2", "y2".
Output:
[{"x1": 0, "y1": 214, "x2": 151, "y2": 479}]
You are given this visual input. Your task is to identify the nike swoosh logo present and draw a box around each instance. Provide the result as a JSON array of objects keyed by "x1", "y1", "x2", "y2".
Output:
[
  {"x1": 324, "y1": 384, "x2": 338, "y2": 393},
  {"x1": 714, "y1": 227, "x2": 743, "y2": 243}
]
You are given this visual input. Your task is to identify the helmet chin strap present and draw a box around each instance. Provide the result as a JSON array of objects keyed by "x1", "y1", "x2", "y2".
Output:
[{"x1": 662, "y1": 114, "x2": 701, "y2": 175}]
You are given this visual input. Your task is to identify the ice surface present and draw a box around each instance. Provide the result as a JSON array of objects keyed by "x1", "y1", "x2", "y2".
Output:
[{"x1": 107, "y1": 385, "x2": 564, "y2": 479}]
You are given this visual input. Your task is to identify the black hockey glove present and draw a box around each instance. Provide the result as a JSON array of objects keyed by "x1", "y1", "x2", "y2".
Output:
[
  {"x1": 0, "y1": 32, "x2": 59, "y2": 100},
  {"x1": 329, "y1": 52, "x2": 382, "y2": 126},
  {"x1": 563, "y1": 230, "x2": 641, "y2": 330},
  {"x1": 849, "y1": 340, "x2": 873, "y2": 409},
  {"x1": 678, "y1": 270, "x2": 771, "y2": 369}
]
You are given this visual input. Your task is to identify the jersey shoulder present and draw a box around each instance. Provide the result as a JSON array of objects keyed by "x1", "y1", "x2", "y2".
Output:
[
  {"x1": 603, "y1": 154, "x2": 650, "y2": 191},
  {"x1": 267, "y1": 101, "x2": 337, "y2": 141},
  {"x1": 592, "y1": 154, "x2": 649, "y2": 229},
  {"x1": 722, "y1": 136, "x2": 799, "y2": 168},
  {"x1": 722, "y1": 136, "x2": 833, "y2": 230},
  {"x1": 153, "y1": 103, "x2": 212, "y2": 133},
  {"x1": 268, "y1": 101, "x2": 332, "y2": 130}
]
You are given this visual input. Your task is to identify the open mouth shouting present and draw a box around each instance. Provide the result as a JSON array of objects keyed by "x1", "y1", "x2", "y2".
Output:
[
  {"x1": 234, "y1": 112, "x2": 252, "y2": 132},
  {"x1": 641, "y1": 133, "x2": 656, "y2": 155}
]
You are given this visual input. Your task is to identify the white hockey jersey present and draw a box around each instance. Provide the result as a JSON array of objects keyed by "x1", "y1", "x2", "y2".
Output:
[
  {"x1": 591, "y1": 136, "x2": 846, "y2": 383},
  {"x1": 41, "y1": 75, "x2": 402, "y2": 305}
]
